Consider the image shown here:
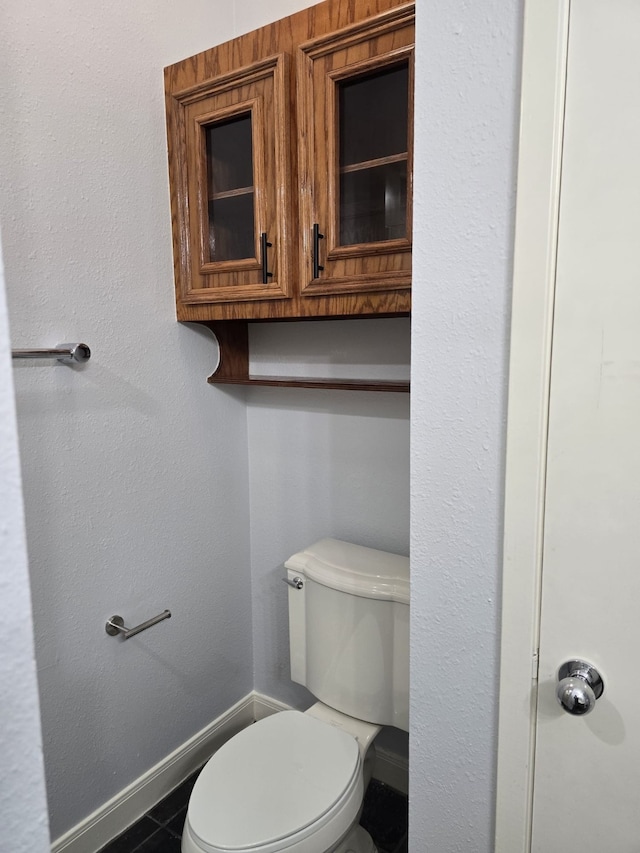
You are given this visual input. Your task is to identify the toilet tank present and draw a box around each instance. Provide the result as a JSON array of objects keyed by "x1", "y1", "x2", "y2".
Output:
[{"x1": 285, "y1": 539, "x2": 409, "y2": 732}]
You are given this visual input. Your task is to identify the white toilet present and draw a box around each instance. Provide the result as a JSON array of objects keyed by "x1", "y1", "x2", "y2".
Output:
[{"x1": 181, "y1": 538, "x2": 409, "y2": 853}]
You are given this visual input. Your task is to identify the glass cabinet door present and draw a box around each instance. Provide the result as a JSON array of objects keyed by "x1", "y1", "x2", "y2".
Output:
[
  {"x1": 173, "y1": 54, "x2": 291, "y2": 308},
  {"x1": 205, "y1": 113, "x2": 255, "y2": 263},
  {"x1": 297, "y1": 5, "x2": 414, "y2": 298},
  {"x1": 339, "y1": 63, "x2": 409, "y2": 247}
]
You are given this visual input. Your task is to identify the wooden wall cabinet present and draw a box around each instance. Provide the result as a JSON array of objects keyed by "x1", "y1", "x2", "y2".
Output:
[
  {"x1": 168, "y1": 54, "x2": 293, "y2": 309},
  {"x1": 165, "y1": 0, "x2": 414, "y2": 390},
  {"x1": 297, "y1": 7, "x2": 414, "y2": 304}
]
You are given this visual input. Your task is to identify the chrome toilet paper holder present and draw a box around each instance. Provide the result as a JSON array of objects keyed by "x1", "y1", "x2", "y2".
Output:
[{"x1": 105, "y1": 610, "x2": 171, "y2": 640}]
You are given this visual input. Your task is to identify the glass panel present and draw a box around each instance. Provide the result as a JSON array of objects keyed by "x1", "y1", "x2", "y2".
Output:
[
  {"x1": 338, "y1": 63, "x2": 409, "y2": 246},
  {"x1": 208, "y1": 195, "x2": 255, "y2": 262},
  {"x1": 205, "y1": 113, "x2": 255, "y2": 262},
  {"x1": 340, "y1": 161, "x2": 407, "y2": 246}
]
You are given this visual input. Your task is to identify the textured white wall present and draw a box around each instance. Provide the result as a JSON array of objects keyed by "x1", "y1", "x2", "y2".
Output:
[
  {"x1": 0, "y1": 0, "x2": 525, "y2": 845},
  {"x1": 0, "y1": 239, "x2": 50, "y2": 853},
  {"x1": 0, "y1": 0, "x2": 300, "y2": 840},
  {"x1": 410, "y1": 0, "x2": 522, "y2": 849}
]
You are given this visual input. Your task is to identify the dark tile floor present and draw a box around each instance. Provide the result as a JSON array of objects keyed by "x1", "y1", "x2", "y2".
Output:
[{"x1": 98, "y1": 774, "x2": 407, "y2": 853}]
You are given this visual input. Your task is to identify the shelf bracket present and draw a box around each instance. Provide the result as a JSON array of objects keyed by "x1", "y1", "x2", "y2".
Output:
[
  {"x1": 194, "y1": 319, "x2": 409, "y2": 392},
  {"x1": 201, "y1": 320, "x2": 250, "y2": 383}
]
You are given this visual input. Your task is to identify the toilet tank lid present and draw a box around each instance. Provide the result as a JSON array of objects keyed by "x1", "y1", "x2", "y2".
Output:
[{"x1": 285, "y1": 538, "x2": 409, "y2": 604}]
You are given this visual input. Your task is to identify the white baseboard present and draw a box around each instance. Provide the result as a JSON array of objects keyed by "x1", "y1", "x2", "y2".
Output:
[
  {"x1": 252, "y1": 691, "x2": 294, "y2": 720},
  {"x1": 372, "y1": 745, "x2": 408, "y2": 796},
  {"x1": 51, "y1": 691, "x2": 408, "y2": 853},
  {"x1": 51, "y1": 693, "x2": 256, "y2": 853}
]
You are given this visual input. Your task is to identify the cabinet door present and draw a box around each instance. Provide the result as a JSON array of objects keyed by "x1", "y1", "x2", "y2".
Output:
[
  {"x1": 168, "y1": 55, "x2": 291, "y2": 311},
  {"x1": 297, "y1": 5, "x2": 414, "y2": 299}
]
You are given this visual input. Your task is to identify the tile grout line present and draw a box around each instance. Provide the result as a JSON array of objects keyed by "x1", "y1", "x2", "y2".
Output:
[
  {"x1": 126, "y1": 827, "x2": 163, "y2": 853},
  {"x1": 100, "y1": 775, "x2": 406, "y2": 853}
]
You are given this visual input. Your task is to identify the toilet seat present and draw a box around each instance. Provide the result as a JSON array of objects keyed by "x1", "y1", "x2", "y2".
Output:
[{"x1": 185, "y1": 711, "x2": 363, "y2": 853}]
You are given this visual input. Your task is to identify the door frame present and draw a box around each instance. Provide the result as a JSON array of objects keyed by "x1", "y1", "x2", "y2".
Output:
[{"x1": 494, "y1": 1, "x2": 571, "y2": 850}]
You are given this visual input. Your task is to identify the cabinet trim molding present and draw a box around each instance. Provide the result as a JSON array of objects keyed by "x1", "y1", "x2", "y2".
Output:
[
  {"x1": 296, "y1": 3, "x2": 415, "y2": 59},
  {"x1": 168, "y1": 53, "x2": 292, "y2": 306},
  {"x1": 164, "y1": 0, "x2": 414, "y2": 385}
]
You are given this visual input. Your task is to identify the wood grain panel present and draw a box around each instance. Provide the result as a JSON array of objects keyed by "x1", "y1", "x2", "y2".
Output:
[
  {"x1": 168, "y1": 55, "x2": 291, "y2": 304},
  {"x1": 202, "y1": 320, "x2": 409, "y2": 391},
  {"x1": 165, "y1": 0, "x2": 413, "y2": 391},
  {"x1": 297, "y1": 6, "x2": 414, "y2": 298},
  {"x1": 165, "y1": 0, "x2": 413, "y2": 326}
]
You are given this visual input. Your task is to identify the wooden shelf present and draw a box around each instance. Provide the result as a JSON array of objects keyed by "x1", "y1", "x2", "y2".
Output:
[
  {"x1": 199, "y1": 320, "x2": 410, "y2": 393},
  {"x1": 211, "y1": 375, "x2": 410, "y2": 392},
  {"x1": 210, "y1": 185, "x2": 254, "y2": 200},
  {"x1": 340, "y1": 152, "x2": 407, "y2": 175}
]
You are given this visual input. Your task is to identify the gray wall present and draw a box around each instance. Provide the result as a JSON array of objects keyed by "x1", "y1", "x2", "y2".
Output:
[
  {"x1": 246, "y1": 317, "x2": 410, "y2": 708},
  {"x1": 0, "y1": 0, "x2": 273, "y2": 839},
  {"x1": 2, "y1": 0, "x2": 403, "y2": 841},
  {"x1": 247, "y1": 381, "x2": 410, "y2": 708},
  {"x1": 410, "y1": 0, "x2": 522, "y2": 849}
]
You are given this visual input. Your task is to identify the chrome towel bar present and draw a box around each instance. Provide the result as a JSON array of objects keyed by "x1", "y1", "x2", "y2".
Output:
[
  {"x1": 105, "y1": 610, "x2": 171, "y2": 640},
  {"x1": 12, "y1": 343, "x2": 91, "y2": 364}
]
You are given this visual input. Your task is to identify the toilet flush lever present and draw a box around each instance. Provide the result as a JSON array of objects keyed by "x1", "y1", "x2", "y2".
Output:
[{"x1": 282, "y1": 576, "x2": 304, "y2": 590}]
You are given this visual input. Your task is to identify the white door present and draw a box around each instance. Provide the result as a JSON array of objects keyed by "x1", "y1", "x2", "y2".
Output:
[{"x1": 531, "y1": 1, "x2": 640, "y2": 848}]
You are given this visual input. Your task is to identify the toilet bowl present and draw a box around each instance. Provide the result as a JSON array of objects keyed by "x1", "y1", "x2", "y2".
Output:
[
  {"x1": 181, "y1": 710, "x2": 377, "y2": 853},
  {"x1": 182, "y1": 538, "x2": 409, "y2": 853}
]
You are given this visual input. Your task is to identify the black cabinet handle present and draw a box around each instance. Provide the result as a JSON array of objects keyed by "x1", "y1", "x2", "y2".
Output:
[
  {"x1": 261, "y1": 232, "x2": 273, "y2": 284},
  {"x1": 312, "y1": 224, "x2": 324, "y2": 279}
]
